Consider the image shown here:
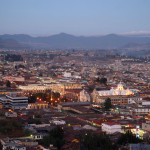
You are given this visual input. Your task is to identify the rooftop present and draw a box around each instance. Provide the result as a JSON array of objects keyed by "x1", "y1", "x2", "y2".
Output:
[
  {"x1": 58, "y1": 101, "x2": 91, "y2": 106},
  {"x1": 102, "y1": 122, "x2": 120, "y2": 126}
]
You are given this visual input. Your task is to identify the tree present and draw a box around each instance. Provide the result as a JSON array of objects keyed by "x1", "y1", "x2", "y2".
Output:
[
  {"x1": 117, "y1": 130, "x2": 143, "y2": 145},
  {"x1": 6, "y1": 80, "x2": 11, "y2": 88},
  {"x1": 39, "y1": 126, "x2": 65, "y2": 149},
  {"x1": 49, "y1": 126, "x2": 65, "y2": 149},
  {"x1": 104, "y1": 98, "x2": 112, "y2": 111},
  {"x1": 24, "y1": 129, "x2": 32, "y2": 136},
  {"x1": 100, "y1": 77, "x2": 107, "y2": 85},
  {"x1": 28, "y1": 95, "x2": 36, "y2": 103},
  {"x1": 95, "y1": 77, "x2": 107, "y2": 85},
  {"x1": 83, "y1": 133, "x2": 113, "y2": 150}
]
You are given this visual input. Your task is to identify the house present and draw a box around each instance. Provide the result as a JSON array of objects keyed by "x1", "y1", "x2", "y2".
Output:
[
  {"x1": 5, "y1": 111, "x2": 17, "y2": 118},
  {"x1": 102, "y1": 122, "x2": 121, "y2": 134},
  {"x1": 33, "y1": 134, "x2": 43, "y2": 140}
]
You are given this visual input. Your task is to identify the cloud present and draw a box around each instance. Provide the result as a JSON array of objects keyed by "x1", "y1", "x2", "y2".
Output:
[{"x1": 122, "y1": 31, "x2": 150, "y2": 35}]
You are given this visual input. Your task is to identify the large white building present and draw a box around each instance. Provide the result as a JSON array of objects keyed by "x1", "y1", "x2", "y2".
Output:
[
  {"x1": 98, "y1": 83, "x2": 135, "y2": 96},
  {"x1": 102, "y1": 122, "x2": 121, "y2": 134},
  {"x1": 91, "y1": 83, "x2": 139, "y2": 104}
]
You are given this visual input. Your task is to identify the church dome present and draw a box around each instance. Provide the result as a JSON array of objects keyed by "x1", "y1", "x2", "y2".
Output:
[{"x1": 117, "y1": 82, "x2": 124, "y2": 91}]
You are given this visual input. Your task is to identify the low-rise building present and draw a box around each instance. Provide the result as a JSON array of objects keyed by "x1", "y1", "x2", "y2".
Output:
[
  {"x1": 133, "y1": 107, "x2": 150, "y2": 114},
  {"x1": 27, "y1": 101, "x2": 48, "y2": 109},
  {"x1": 142, "y1": 121, "x2": 150, "y2": 132},
  {"x1": 102, "y1": 122, "x2": 121, "y2": 134},
  {"x1": 19, "y1": 84, "x2": 51, "y2": 93},
  {"x1": 5, "y1": 111, "x2": 17, "y2": 118}
]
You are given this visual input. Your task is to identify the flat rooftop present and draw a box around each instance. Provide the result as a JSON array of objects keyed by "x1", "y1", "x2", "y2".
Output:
[{"x1": 58, "y1": 102, "x2": 91, "y2": 107}]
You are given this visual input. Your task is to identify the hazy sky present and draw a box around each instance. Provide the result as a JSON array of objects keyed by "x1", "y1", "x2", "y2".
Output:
[{"x1": 0, "y1": 0, "x2": 150, "y2": 36}]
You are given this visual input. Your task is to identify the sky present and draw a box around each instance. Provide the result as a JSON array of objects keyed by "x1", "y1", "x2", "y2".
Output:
[{"x1": 0, "y1": 0, "x2": 150, "y2": 36}]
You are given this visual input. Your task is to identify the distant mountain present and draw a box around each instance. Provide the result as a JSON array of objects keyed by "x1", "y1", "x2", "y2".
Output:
[
  {"x1": 0, "y1": 38, "x2": 29, "y2": 49},
  {"x1": 0, "y1": 33, "x2": 150, "y2": 49}
]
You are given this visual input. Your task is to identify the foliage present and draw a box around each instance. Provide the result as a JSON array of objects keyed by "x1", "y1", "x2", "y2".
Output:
[
  {"x1": 0, "y1": 142, "x2": 2, "y2": 150},
  {"x1": 28, "y1": 95, "x2": 36, "y2": 103},
  {"x1": 15, "y1": 64, "x2": 25, "y2": 69},
  {"x1": 0, "y1": 119, "x2": 22, "y2": 135},
  {"x1": 82, "y1": 133, "x2": 114, "y2": 150},
  {"x1": 24, "y1": 129, "x2": 32, "y2": 136},
  {"x1": 35, "y1": 115, "x2": 41, "y2": 118},
  {"x1": 95, "y1": 77, "x2": 107, "y2": 85},
  {"x1": 28, "y1": 91, "x2": 61, "y2": 106},
  {"x1": 28, "y1": 119, "x2": 42, "y2": 124},
  {"x1": 103, "y1": 98, "x2": 112, "y2": 111},
  {"x1": 117, "y1": 130, "x2": 143, "y2": 145},
  {"x1": 60, "y1": 96, "x2": 69, "y2": 103},
  {"x1": 39, "y1": 126, "x2": 65, "y2": 149},
  {"x1": 6, "y1": 80, "x2": 11, "y2": 87}
]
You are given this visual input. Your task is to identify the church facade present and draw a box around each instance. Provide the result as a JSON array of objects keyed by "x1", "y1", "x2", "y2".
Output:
[{"x1": 91, "y1": 83, "x2": 140, "y2": 105}]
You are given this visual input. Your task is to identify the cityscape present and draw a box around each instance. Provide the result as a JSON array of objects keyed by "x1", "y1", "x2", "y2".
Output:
[{"x1": 0, "y1": 1, "x2": 150, "y2": 150}]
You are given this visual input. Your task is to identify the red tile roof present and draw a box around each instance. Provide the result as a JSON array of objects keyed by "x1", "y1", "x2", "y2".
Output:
[{"x1": 103, "y1": 122, "x2": 120, "y2": 126}]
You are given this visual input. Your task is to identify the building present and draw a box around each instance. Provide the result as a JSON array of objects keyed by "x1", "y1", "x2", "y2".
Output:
[
  {"x1": 57, "y1": 102, "x2": 92, "y2": 114},
  {"x1": 5, "y1": 111, "x2": 17, "y2": 118},
  {"x1": 64, "y1": 89, "x2": 81, "y2": 100},
  {"x1": 33, "y1": 134, "x2": 43, "y2": 140},
  {"x1": 51, "y1": 83, "x2": 82, "y2": 95},
  {"x1": 142, "y1": 100, "x2": 150, "y2": 106},
  {"x1": 98, "y1": 83, "x2": 135, "y2": 96},
  {"x1": 102, "y1": 122, "x2": 121, "y2": 134},
  {"x1": 5, "y1": 76, "x2": 25, "y2": 83},
  {"x1": 133, "y1": 107, "x2": 150, "y2": 114},
  {"x1": 27, "y1": 101, "x2": 48, "y2": 109},
  {"x1": 63, "y1": 72, "x2": 72, "y2": 78},
  {"x1": 130, "y1": 144, "x2": 150, "y2": 150},
  {"x1": 91, "y1": 83, "x2": 139, "y2": 105},
  {"x1": 142, "y1": 121, "x2": 150, "y2": 133},
  {"x1": 0, "y1": 138, "x2": 26, "y2": 150},
  {"x1": 79, "y1": 89, "x2": 91, "y2": 102},
  {"x1": 58, "y1": 101, "x2": 91, "y2": 109},
  {"x1": 0, "y1": 93, "x2": 28, "y2": 109},
  {"x1": 50, "y1": 119, "x2": 66, "y2": 125},
  {"x1": 19, "y1": 84, "x2": 51, "y2": 93},
  {"x1": 0, "y1": 96, "x2": 10, "y2": 109}
]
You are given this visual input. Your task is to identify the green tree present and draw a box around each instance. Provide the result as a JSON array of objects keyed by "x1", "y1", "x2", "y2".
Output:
[
  {"x1": 28, "y1": 95, "x2": 36, "y2": 103},
  {"x1": 104, "y1": 98, "x2": 112, "y2": 111},
  {"x1": 83, "y1": 133, "x2": 113, "y2": 150},
  {"x1": 24, "y1": 129, "x2": 32, "y2": 136},
  {"x1": 6, "y1": 80, "x2": 11, "y2": 88},
  {"x1": 117, "y1": 130, "x2": 143, "y2": 145},
  {"x1": 39, "y1": 126, "x2": 65, "y2": 149},
  {"x1": 100, "y1": 77, "x2": 107, "y2": 85}
]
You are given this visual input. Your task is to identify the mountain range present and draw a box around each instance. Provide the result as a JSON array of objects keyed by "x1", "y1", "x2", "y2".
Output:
[{"x1": 0, "y1": 33, "x2": 150, "y2": 50}]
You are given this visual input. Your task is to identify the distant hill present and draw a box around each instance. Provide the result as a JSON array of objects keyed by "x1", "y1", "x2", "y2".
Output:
[
  {"x1": 0, "y1": 38, "x2": 29, "y2": 49},
  {"x1": 0, "y1": 33, "x2": 150, "y2": 49}
]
